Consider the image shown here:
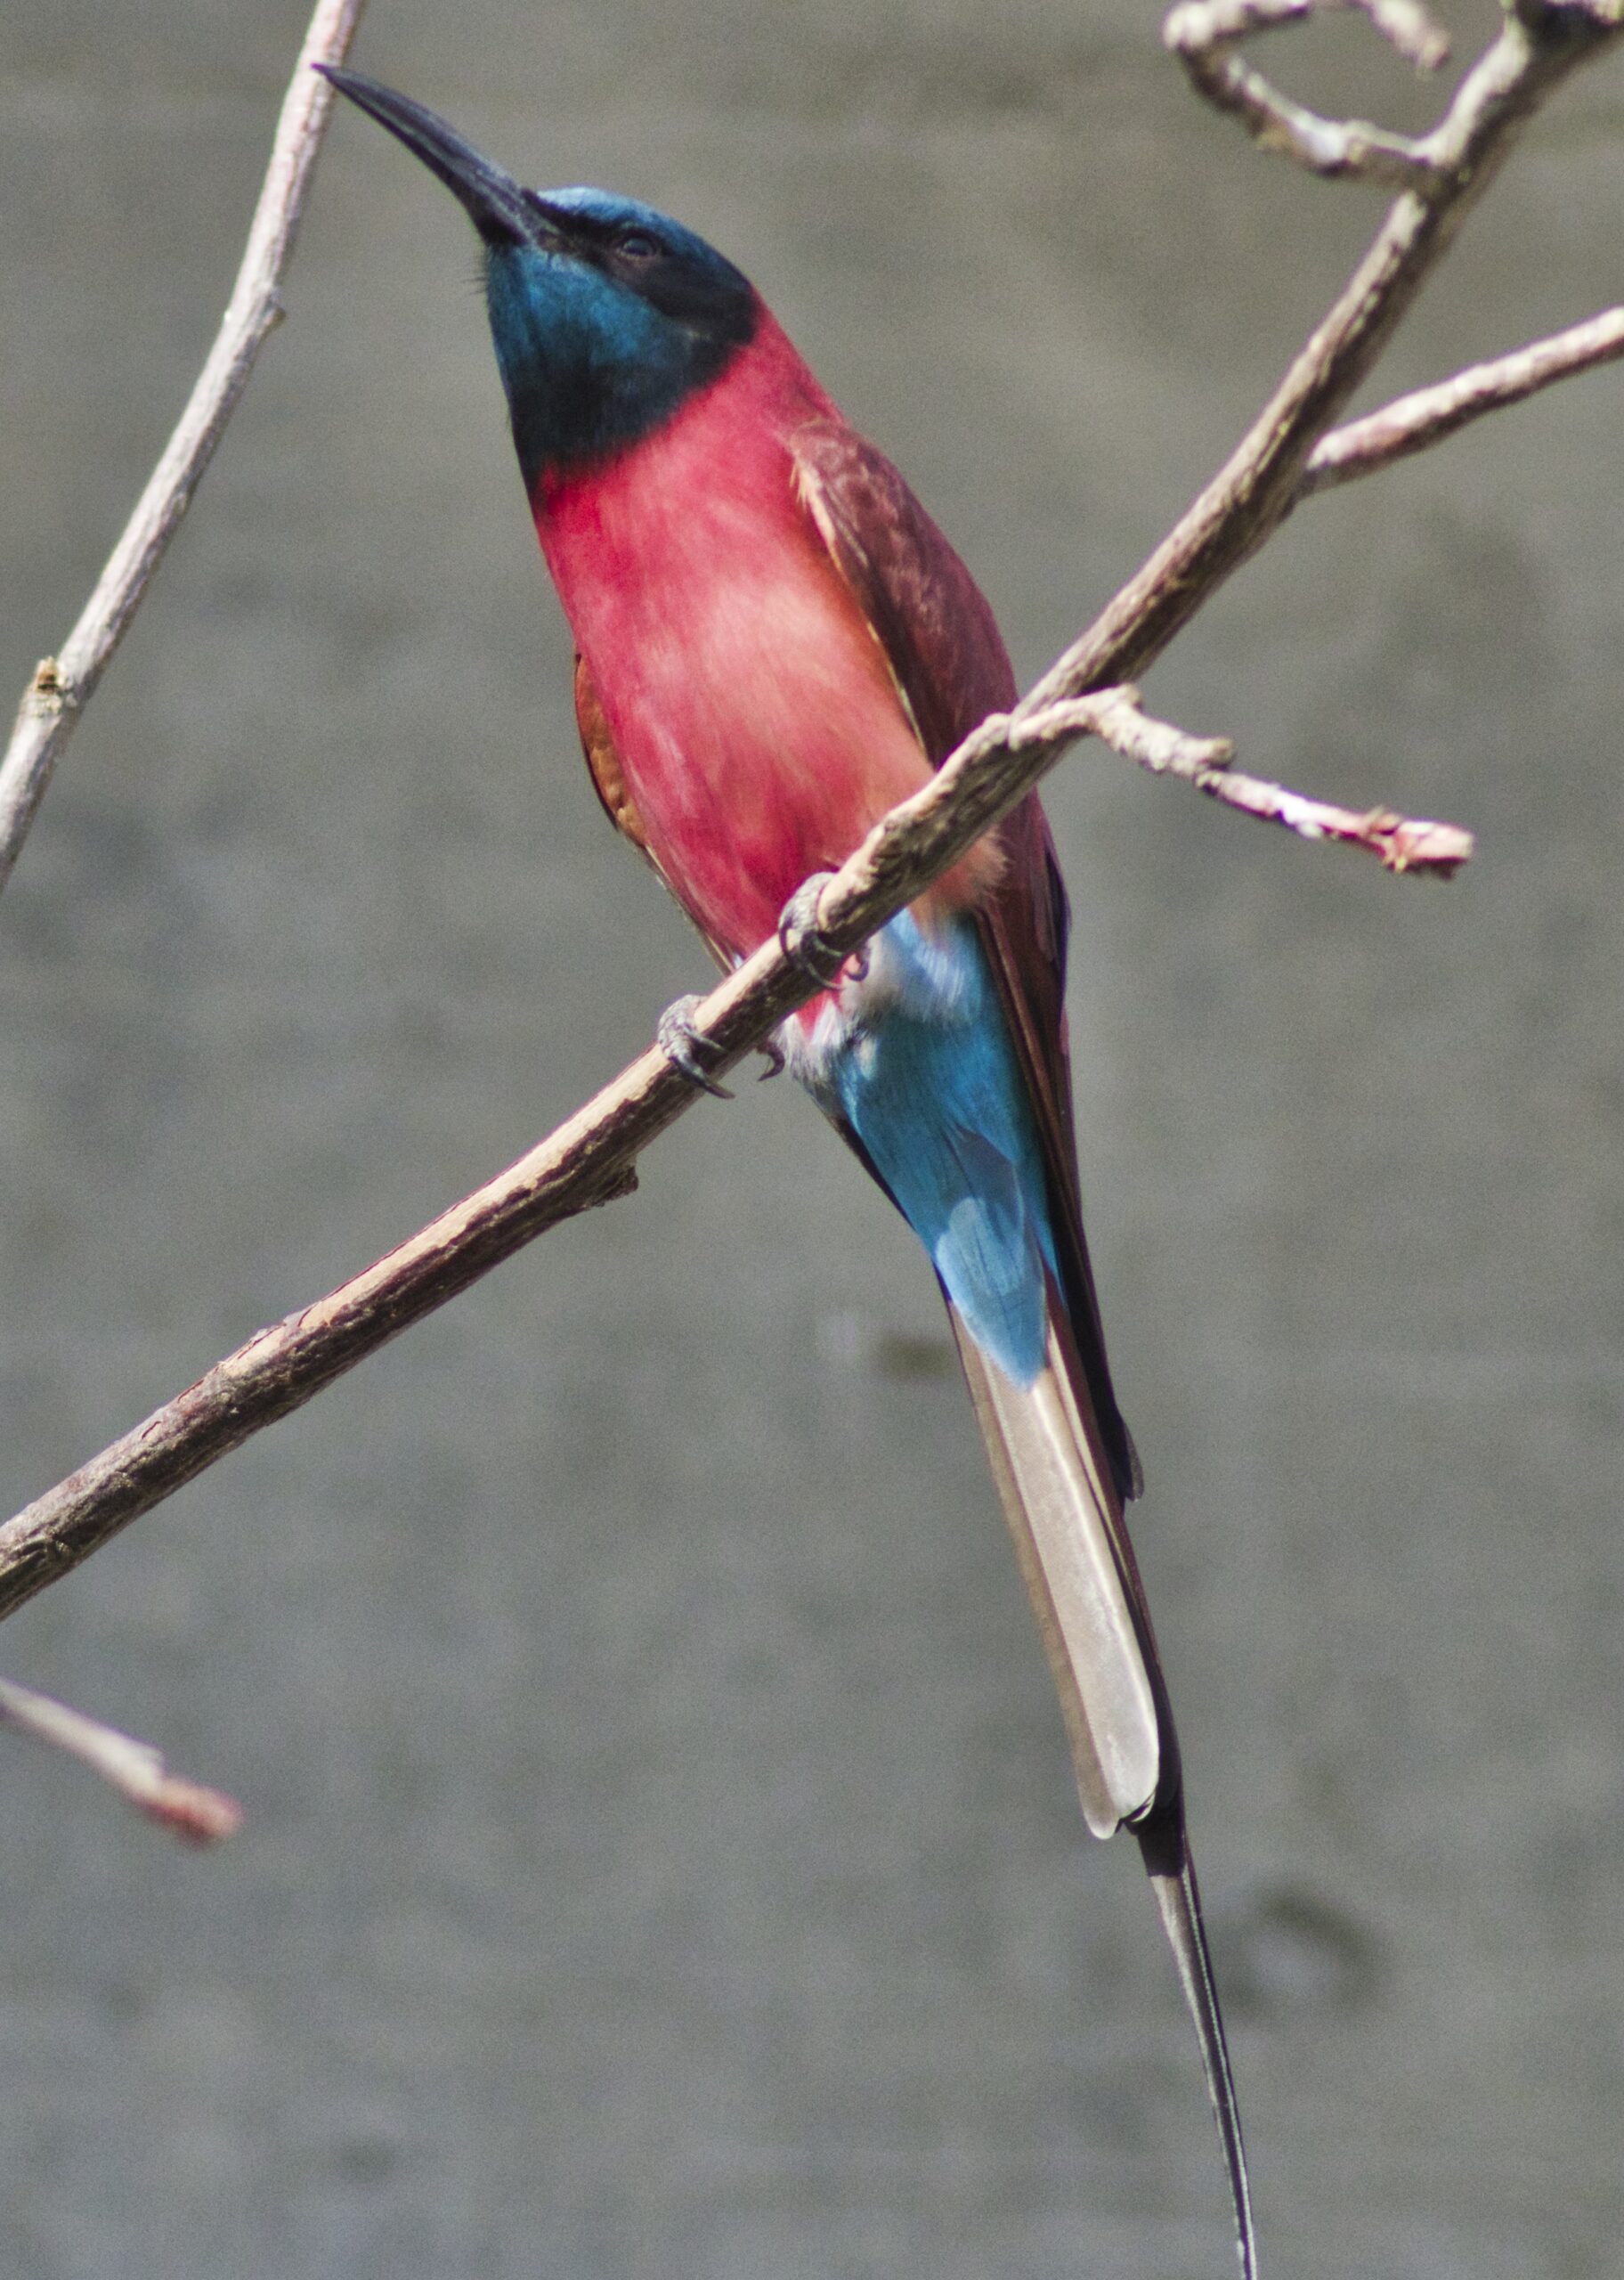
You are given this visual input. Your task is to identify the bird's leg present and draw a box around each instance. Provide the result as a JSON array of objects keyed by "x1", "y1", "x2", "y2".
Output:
[
  {"x1": 656, "y1": 994, "x2": 735, "y2": 1099},
  {"x1": 777, "y1": 872, "x2": 863, "y2": 988}
]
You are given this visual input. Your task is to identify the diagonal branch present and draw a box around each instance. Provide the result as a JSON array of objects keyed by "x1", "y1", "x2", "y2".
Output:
[
  {"x1": 0, "y1": 686, "x2": 1466, "y2": 1624},
  {"x1": 0, "y1": 0, "x2": 369, "y2": 895},
  {"x1": 0, "y1": 1675, "x2": 241, "y2": 1844},
  {"x1": 1302, "y1": 306, "x2": 1624, "y2": 492}
]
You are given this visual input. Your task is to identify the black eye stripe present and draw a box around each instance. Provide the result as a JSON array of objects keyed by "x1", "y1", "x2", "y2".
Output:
[{"x1": 524, "y1": 201, "x2": 666, "y2": 266}]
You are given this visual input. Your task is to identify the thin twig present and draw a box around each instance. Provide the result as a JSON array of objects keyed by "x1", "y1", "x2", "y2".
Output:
[
  {"x1": 0, "y1": 0, "x2": 1615, "y2": 1618},
  {"x1": 0, "y1": 0, "x2": 368, "y2": 895},
  {"x1": 1303, "y1": 306, "x2": 1624, "y2": 492},
  {"x1": 1196, "y1": 772, "x2": 1471, "y2": 867},
  {"x1": 0, "y1": 1675, "x2": 241, "y2": 1844},
  {"x1": 1068, "y1": 689, "x2": 1473, "y2": 870}
]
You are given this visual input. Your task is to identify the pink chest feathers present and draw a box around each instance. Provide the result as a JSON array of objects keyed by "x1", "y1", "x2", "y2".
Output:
[{"x1": 533, "y1": 325, "x2": 977, "y2": 963}]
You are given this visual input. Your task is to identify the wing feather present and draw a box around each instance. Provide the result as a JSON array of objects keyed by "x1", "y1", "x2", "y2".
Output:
[{"x1": 573, "y1": 650, "x2": 735, "y2": 971}]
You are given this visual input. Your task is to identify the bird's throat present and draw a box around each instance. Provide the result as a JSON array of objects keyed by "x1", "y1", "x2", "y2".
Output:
[{"x1": 485, "y1": 243, "x2": 758, "y2": 489}]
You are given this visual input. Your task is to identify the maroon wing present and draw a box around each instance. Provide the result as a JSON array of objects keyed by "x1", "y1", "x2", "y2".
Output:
[{"x1": 790, "y1": 419, "x2": 1139, "y2": 1502}]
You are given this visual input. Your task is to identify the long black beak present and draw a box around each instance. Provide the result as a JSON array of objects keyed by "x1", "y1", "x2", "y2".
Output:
[{"x1": 317, "y1": 67, "x2": 537, "y2": 247}]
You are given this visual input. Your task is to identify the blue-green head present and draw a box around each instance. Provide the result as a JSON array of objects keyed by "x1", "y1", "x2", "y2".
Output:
[{"x1": 320, "y1": 69, "x2": 759, "y2": 488}]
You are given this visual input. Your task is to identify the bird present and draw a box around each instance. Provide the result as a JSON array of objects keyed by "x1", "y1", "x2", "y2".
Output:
[{"x1": 321, "y1": 65, "x2": 1255, "y2": 2276}]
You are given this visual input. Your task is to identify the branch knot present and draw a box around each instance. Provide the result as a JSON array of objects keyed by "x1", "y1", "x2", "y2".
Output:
[{"x1": 23, "y1": 658, "x2": 76, "y2": 720}]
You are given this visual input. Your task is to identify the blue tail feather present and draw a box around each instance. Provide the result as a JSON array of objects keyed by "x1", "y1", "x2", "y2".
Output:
[{"x1": 796, "y1": 912, "x2": 1058, "y2": 1385}]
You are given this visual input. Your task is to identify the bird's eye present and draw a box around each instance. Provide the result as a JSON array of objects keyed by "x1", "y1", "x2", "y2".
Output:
[{"x1": 613, "y1": 228, "x2": 662, "y2": 261}]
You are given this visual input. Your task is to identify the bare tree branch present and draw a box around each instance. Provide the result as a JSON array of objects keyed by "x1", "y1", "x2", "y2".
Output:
[
  {"x1": 0, "y1": 0, "x2": 1614, "y2": 1619},
  {"x1": 1303, "y1": 306, "x2": 1624, "y2": 491},
  {"x1": 0, "y1": 1675, "x2": 241, "y2": 1844},
  {"x1": 1165, "y1": 0, "x2": 1449, "y2": 186},
  {"x1": 0, "y1": 0, "x2": 369, "y2": 895}
]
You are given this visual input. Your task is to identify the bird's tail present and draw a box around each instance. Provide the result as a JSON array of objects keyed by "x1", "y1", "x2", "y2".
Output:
[{"x1": 952, "y1": 1305, "x2": 1256, "y2": 2280}]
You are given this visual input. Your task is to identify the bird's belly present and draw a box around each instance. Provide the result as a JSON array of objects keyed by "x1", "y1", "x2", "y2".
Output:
[{"x1": 577, "y1": 549, "x2": 935, "y2": 959}]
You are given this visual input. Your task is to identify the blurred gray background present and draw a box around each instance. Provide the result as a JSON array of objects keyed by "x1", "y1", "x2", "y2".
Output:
[{"x1": 2, "y1": 2, "x2": 1621, "y2": 2275}]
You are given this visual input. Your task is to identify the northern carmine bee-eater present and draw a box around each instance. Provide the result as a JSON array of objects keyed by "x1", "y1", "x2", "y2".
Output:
[{"x1": 321, "y1": 66, "x2": 1254, "y2": 2275}]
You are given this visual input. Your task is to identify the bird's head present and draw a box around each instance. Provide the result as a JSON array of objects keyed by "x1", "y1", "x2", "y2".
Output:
[{"x1": 320, "y1": 69, "x2": 759, "y2": 490}]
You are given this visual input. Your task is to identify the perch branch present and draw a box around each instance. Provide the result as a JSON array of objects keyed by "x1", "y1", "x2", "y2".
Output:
[
  {"x1": 5, "y1": 0, "x2": 1619, "y2": 1616},
  {"x1": 1303, "y1": 305, "x2": 1624, "y2": 491},
  {"x1": 0, "y1": 685, "x2": 1466, "y2": 1622},
  {"x1": 0, "y1": 0, "x2": 369, "y2": 894},
  {"x1": 0, "y1": 1674, "x2": 241, "y2": 1844}
]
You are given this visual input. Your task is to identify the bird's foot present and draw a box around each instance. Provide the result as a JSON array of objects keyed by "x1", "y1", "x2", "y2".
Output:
[
  {"x1": 656, "y1": 995, "x2": 735, "y2": 1099},
  {"x1": 756, "y1": 1035, "x2": 786, "y2": 1081},
  {"x1": 777, "y1": 873, "x2": 863, "y2": 989}
]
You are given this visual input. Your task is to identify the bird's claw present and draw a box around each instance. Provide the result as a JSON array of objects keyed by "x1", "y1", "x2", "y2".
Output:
[
  {"x1": 657, "y1": 994, "x2": 735, "y2": 1099},
  {"x1": 777, "y1": 873, "x2": 853, "y2": 989},
  {"x1": 756, "y1": 1035, "x2": 786, "y2": 1081}
]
